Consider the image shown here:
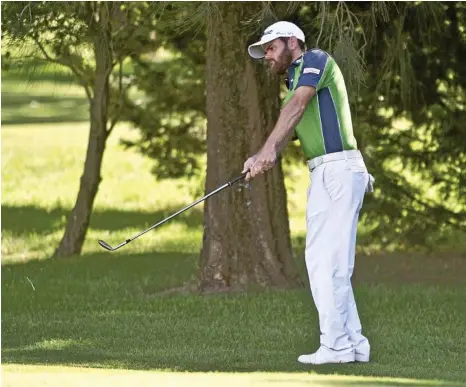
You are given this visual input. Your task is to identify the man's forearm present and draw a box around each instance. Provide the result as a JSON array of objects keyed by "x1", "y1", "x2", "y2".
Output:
[{"x1": 261, "y1": 98, "x2": 305, "y2": 154}]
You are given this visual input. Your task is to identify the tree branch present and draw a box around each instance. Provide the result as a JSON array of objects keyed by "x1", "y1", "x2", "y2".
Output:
[
  {"x1": 316, "y1": 2, "x2": 326, "y2": 47},
  {"x1": 19, "y1": 2, "x2": 32, "y2": 23},
  {"x1": 329, "y1": 2, "x2": 341, "y2": 51},
  {"x1": 385, "y1": 175, "x2": 465, "y2": 227},
  {"x1": 107, "y1": 59, "x2": 128, "y2": 134},
  {"x1": 32, "y1": 36, "x2": 93, "y2": 101}
]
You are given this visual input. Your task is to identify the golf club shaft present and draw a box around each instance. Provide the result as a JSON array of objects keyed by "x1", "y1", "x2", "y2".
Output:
[{"x1": 111, "y1": 172, "x2": 247, "y2": 249}]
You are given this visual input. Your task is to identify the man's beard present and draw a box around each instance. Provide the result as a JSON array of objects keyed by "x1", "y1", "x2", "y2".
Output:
[{"x1": 268, "y1": 47, "x2": 293, "y2": 75}]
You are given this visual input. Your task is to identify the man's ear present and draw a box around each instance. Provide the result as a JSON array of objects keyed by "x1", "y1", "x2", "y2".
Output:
[{"x1": 289, "y1": 36, "x2": 299, "y2": 50}]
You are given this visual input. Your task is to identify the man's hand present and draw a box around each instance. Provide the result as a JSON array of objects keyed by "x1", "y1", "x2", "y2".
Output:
[
  {"x1": 247, "y1": 145, "x2": 277, "y2": 181},
  {"x1": 241, "y1": 85, "x2": 315, "y2": 182},
  {"x1": 242, "y1": 155, "x2": 257, "y2": 181}
]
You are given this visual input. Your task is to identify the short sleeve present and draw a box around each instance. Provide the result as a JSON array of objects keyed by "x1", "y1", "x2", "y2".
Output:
[{"x1": 296, "y1": 50, "x2": 329, "y2": 90}]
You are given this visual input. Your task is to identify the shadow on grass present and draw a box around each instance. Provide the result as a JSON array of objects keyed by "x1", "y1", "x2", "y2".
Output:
[
  {"x1": 1, "y1": 93, "x2": 89, "y2": 125},
  {"x1": 3, "y1": 340, "x2": 463, "y2": 386},
  {"x1": 2, "y1": 56, "x2": 133, "y2": 85},
  {"x1": 1, "y1": 204, "x2": 204, "y2": 236},
  {"x1": 2, "y1": 58, "x2": 78, "y2": 84},
  {"x1": 3, "y1": 94, "x2": 86, "y2": 106}
]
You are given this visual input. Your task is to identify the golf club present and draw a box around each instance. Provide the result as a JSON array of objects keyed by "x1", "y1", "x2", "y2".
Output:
[{"x1": 98, "y1": 171, "x2": 248, "y2": 251}]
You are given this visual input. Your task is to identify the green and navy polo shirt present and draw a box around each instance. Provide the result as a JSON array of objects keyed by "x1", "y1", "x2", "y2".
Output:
[{"x1": 283, "y1": 49, "x2": 358, "y2": 160}]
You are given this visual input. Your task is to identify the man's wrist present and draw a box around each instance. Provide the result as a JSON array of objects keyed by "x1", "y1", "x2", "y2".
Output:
[{"x1": 262, "y1": 140, "x2": 278, "y2": 153}]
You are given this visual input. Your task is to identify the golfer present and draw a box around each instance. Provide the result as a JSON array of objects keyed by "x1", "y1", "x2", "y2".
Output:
[{"x1": 243, "y1": 21, "x2": 374, "y2": 365}]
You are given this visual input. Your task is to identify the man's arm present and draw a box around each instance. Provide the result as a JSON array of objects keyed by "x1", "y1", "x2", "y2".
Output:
[
  {"x1": 245, "y1": 86, "x2": 316, "y2": 180},
  {"x1": 263, "y1": 85, "x2": 316, "y2": 154}
]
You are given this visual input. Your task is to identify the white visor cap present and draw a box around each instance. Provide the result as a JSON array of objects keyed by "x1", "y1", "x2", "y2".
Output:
[{"x1": 248, "y1": 21, "x2": 305, "y2": 59}]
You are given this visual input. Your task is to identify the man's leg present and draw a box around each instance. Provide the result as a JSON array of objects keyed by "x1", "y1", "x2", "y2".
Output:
[
  {"x1": 299, "y1": 161, "x2": 355, "y2": 364},
  {"x1": 299, "y1": 160, "x2": 368, "y2": 365},
  {"x1": 345, "y1": 187, "x2": 370, "y2": 361}
]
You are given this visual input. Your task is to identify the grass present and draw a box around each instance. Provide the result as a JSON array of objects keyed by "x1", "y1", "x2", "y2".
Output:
[
  {"x1": 1, "y1": 121, "x2": 310, "y2": 262},
  {"x1": 1, "y1": 77, "x2": 89, "y2": 125},
  {"x1": 1, "y1": 123, "x2": 208, "y2": 261},
  {"x1": 2, "y1": 123, "x2": 466, "y2": 386},
  {"x1": 2, "y1": 62, "x2": 466, "y2": 386},
  {"x1": 2, "y1": 253, "x2": 466, "y2": 384}
]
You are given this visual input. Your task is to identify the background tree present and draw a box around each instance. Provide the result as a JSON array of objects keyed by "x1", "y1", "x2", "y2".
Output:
[
  {"x1": 363, "y1": 1, "x2": 466, "y2": 248},
  {"x1": 120, "y1": 14, "x2": 207, "y2": 181},
  {"x1": 121, "y1": 2, "x2": 397, "y2": 291},
  {"x1": 6, "y1": 1, "x2": 462, "y2": 272},
  {"x1": 125, "y1": 2, "x2": 465, "y2": 258},
  {"x1": 118, "y1": 3, "x2": 302, "y2": 290},
  {"x1": 2, "y1": 1, "x2": 160, "y2": 257},
  {"x1": 199, "y1": 3, "x2": 305, "y2": 291}
]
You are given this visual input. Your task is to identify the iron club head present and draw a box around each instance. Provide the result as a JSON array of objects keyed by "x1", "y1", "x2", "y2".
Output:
[
  {"x1": 98, "y1": 172, "x2": 247, "y2": 252},
  {"x1": 98, "y1": 240, "x2": 114, "y2": 251}
]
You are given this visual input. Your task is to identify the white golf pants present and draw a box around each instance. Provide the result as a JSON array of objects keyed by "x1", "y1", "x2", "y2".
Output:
[{"x1": 305, "y1": 153, "x2": 371, "y2": 353}]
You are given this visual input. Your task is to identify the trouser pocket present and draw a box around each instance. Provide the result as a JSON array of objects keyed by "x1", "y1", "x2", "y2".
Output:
[
  {"x1": 323, "y1": 164, "x2": 346, "y2": 202},
  {"x1": 323, "y1": 161, "x2": 371, "y2": 202},
  {"x1": 344, "y1": 157, "x2": 375, "y2": 193}
]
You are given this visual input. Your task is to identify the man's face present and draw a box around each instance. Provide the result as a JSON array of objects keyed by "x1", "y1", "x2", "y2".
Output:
[{"x1": 263, "y1": 39, "x2": 293, "y2": 75}]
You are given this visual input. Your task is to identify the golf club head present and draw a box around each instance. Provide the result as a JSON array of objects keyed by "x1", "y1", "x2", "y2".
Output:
[
  {"x1": 98, "y1": 240, "x2": 114, "y2": 251},
  {"x1": 97, "y1": 172, "x2": 245, "y2": 253}
]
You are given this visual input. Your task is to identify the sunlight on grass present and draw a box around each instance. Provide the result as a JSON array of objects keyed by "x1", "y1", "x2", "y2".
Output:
[
  {"x1": 1, "y1": 220, "x2": 204, "y2": 262},
  {"x1": 1, "y1": 122, "x2": 310, "y2": 261},
  {"x1": 1, "y1": 78, "x2": 89, "y2": 124},
  {"x1": 1, "y1": 365, "x2": 457, "y2": 387},
  {"x1": 2, "y1": 79, "x2": 85, "y2": 98},
  {"x1": 85, "y1": 224, "x2": 204, "y2": 255},
  {"x1": 1, "y1": 123, "x2": 203, "y2": 211},
  {"x1": 5, "y1": 339, "x2": 80, "y2": 352}
]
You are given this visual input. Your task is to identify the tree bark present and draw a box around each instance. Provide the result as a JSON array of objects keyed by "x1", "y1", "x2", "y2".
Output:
[
  {"x1": 199, "y1": 3, "x2": 303, "y2": 291},
  {"x1": 53, "y1": 6, "x2": 113, "y2": 257}
]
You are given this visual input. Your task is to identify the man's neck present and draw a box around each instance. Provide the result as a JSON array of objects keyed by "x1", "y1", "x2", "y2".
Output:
[{"x1": 291, "y1": 50, "x2": 303, "y2": 63}]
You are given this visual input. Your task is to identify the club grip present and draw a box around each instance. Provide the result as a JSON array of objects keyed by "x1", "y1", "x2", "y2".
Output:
[{"x1": 229, "y1": 172, "x2": 248, "y2": 186}]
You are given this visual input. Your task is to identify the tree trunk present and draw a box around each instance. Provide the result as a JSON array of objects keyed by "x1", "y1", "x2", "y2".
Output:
[
  {"x1": 199, "y1": 3, "x2": 303, "y2": 291},
  {"x1": 53, "y1": 9, "x2": 112, "y2": 258}
]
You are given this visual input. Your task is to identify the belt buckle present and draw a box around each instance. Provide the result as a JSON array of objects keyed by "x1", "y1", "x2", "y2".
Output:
[{"x1": 310, "y1": 156, "x2": 324, "y2": 171}]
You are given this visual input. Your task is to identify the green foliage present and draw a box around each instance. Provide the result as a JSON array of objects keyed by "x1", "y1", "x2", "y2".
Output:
[
  {"x1": 120, "y1": 28, "x2": 206, "y2": 179},
  {"x1": 348, "y1": 2, "x2": 466, "y2": 248},
  {"x1": 1, "y1": 1, "x2": 161, "y2": 124},
  {"x1": 123, "y1": 2, "x2": 465, "y2": 250},
  {"x1": 2, "y1": 2, "x2": 96, "y2": 98}
]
